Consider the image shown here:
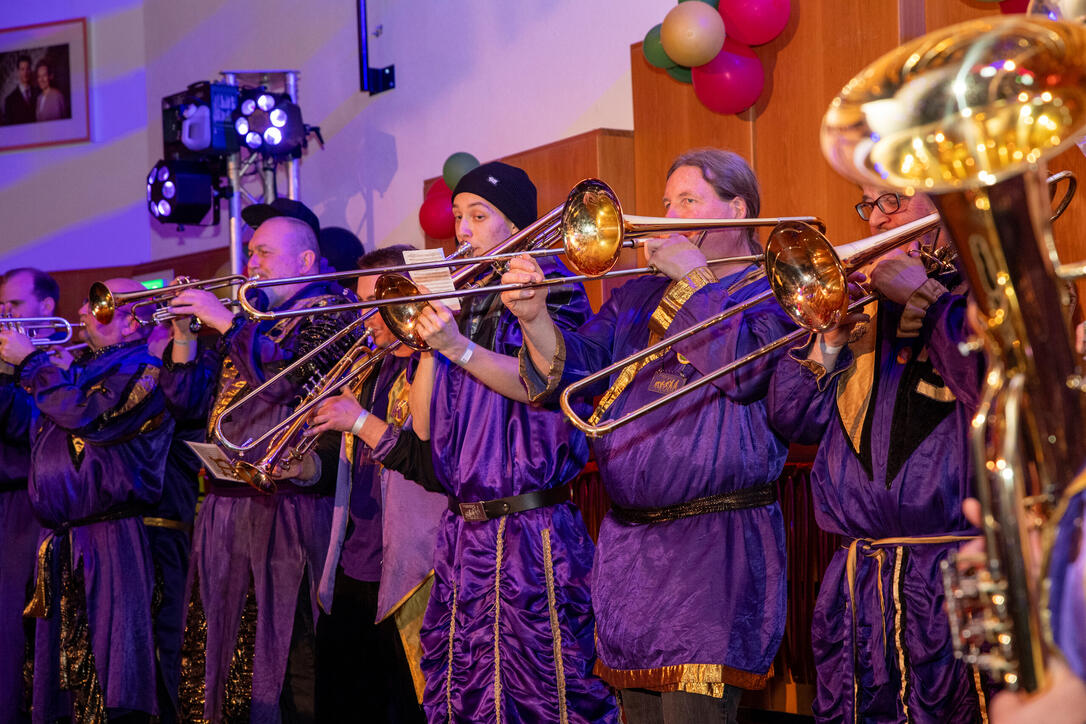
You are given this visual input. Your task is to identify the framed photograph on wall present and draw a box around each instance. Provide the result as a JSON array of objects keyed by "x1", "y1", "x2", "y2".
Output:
[{"x1": 0, "y1": 18, "x2": 89, "y2": 152}]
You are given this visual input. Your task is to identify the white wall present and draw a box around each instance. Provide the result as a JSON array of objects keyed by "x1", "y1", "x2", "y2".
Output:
[
  {"x1": 0, "y1": 0, "x2": 150, "y2": 270},
  {"x1": 1, "y1": 0, "x2": 671, "y2": 269}
]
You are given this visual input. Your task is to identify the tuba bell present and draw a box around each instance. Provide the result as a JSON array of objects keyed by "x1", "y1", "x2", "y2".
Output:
[{"x1": 821, "y1": 15, "x2": 1086, "y2": 692}]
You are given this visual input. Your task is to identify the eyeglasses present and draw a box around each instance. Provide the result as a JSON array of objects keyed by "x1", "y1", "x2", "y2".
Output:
[{"x1": 855, "y1": 192, "x2": 909, "y2": 221}]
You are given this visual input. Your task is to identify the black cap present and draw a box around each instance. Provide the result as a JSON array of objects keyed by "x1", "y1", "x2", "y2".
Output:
[
  {"x1": 242, "y1": 198, "x2": 320, "y2": 238},
  {"x1": 452, "y1": 161, "x2": 538, "y2": 231},
  {"x1": 318, "y1": 227, "x2": 365, "y2": 273}
]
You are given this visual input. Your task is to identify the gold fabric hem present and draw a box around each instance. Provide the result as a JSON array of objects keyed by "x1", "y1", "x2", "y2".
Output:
[
  {"x1": 394, "y1": 576, "x2": 433, "y2": 704},
  {"x1": 377, "y1": 569, "x2": 436, "y2": 624},
  {"x1": 593, "y1": 659, "x2": 771, "y2": 695},
  {"x1": 541, "y1": 528, "x2": 569, "y2": 724}
]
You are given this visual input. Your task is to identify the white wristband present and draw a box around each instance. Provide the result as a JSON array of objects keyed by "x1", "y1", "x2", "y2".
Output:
[
  {"x1": 819, "y1": 337, "x2": 844, "y2": 356},
  {"x1": 350, "y1": 410, "x2": 370, "y2": 437},
  {"x1": 455, "y1": 340, "x2": 476, "y2": 366}
]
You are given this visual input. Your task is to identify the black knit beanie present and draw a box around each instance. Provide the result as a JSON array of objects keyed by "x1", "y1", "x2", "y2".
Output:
[{"x1": 452, "y1": 161, "x2": 538, "y2": 231}]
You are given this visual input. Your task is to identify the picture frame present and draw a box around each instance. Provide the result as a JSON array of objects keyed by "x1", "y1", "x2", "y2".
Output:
[{"x1": 0, "y1": 18, "x2": 89, "y2": 152}]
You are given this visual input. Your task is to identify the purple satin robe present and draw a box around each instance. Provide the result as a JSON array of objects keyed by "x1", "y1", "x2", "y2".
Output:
[
  {"x1": 525, "y1": 270, "x2": 790, "y2": 693},
  {"x1": 768, "y1": 286, "x2": 987, "y2": 722},
  {"x1": 1049, "y1": 487, "x2": 1086, "y2": 683},
  {"x1": 373, "y1": 264, "x2": 619, "y2": 723},
  {"x1": 160, "y1": 283, "x2": 352, "y2": 722},
  {"x1": 0, "y1": 377, "x2": 36, "y2": 724},
  {"x1": 19, "y1": 343, "x2": 174, "y2": 721}
]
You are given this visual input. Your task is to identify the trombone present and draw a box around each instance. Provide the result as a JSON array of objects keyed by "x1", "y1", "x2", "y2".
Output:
[
  {"x1": 0, "y1": 315, "x2": 83, "y2": 346},
  {"x1": 237, "y1": 178, "x2": 824, "y2": 347},
  {"x1": 557, "y1": 168, "x2": 1077, "y2": 437},
  {"x1": 558, "y1": 214, "x2": 944, "y2": 437},
  {"x1": 213, "y1": 183, "x2": 824, "y2": 476},
  {"x1": 88, "y1": 275, "x2": 246, "y2": 325}
]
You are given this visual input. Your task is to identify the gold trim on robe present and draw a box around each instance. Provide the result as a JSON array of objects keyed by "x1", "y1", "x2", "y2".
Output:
[{"x1": 593, "y1": 659, "x2": 772, "y2": 696}]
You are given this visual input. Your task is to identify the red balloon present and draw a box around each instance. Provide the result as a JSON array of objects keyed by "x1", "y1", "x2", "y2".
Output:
[
  {"x1": 718, "y1": 0, "x2": 790, "y2": 46},
  {"x1": 691, "y1": 40, "x2": 764, "y2": 115},
  {"x1": 419, "y1": 192, "x2": 454, "y2": 238},
  {"x1": 426, "y1": 178, "x2": 451, "y2": 198},
  {"x1": 1000, "y1": 0, "x2": 1029, "y2": 12}
]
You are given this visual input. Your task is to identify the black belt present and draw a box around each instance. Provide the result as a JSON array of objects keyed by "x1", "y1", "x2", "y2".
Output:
[
  {"x1": 449, "y1": 485, "x2": 571, "y2": 522},
  {"x1": 611, "y1": 482, "x2": 777, "y2": 525}
]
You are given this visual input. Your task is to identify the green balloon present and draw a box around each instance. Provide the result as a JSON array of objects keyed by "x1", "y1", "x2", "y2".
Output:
[
  {"x1": 678, "y1": 0, "x2": 720, "y2": 8},
  {"x1": 442, "y1": 152, "x2": 480, "y2": 190},
  {"x1": 666, "y1": 65, "x2": 693, "y2": 84},
  {"x1": 643, "y1": 24, "x2": 674, "y2": 69}
]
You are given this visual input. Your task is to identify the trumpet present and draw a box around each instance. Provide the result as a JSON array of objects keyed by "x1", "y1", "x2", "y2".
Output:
[
  {"x1": 88, "y1": 275, "x2": 246, "y2": 326},
  {"x1": 0, "y1": 315, "x2": 83, "y2": 346}
]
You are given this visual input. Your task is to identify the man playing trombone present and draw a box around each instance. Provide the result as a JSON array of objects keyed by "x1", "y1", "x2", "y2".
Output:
[
  {"x1": 501, "y1": 148, "x2": 791, "y2": 723},
  {"x1": 306, "y1": 161, "x2": 619, "y2": 723},
  {"x1": 767, "y1": 187, "x2": 987, "y2": 722},
  {"x1": 0, "y1": 277, "x2": 174, "y2": 722},
  {"x1": 160, "y1": 211, "x2": 355, "y2": 722}
]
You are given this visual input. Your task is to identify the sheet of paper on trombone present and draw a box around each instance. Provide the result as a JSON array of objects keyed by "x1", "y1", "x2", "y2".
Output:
[
  {"x1": 185, "y1": 441, "x2": 246, "y2": 482},
  {"x1": 403, "y1": 249, "x2": 461, "y2": 311}
]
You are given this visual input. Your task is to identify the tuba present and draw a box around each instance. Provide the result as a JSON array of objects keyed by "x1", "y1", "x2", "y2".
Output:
[{"x1": 821, "y1": 16, "x2": 1086, "y2": 692}]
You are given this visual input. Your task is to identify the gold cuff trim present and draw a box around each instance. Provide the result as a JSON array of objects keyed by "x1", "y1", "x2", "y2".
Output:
[
  {"x1": 593, "y1": 659, "x2": 771, "y2": 695},
  {"x1": 520, "y1": 320, "x2": 567, "y2": 404},
  {"x1": 897, "y1": 277, "x2": 949, "y2": 338}
]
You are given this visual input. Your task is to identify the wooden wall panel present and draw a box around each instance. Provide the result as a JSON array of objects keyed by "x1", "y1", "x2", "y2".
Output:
[
  {"x1": 50, "y1": 246, "x2": 229, "y2": 322},
  {"x1": 630, "y1": 48, "x2": 753, "y2": 219},
  {"x1": 751, "y1": 0, "x2": 902, "y2": 247},
  {"x1": 925, "y1": 0, "x2": 999, "y2": 32}
]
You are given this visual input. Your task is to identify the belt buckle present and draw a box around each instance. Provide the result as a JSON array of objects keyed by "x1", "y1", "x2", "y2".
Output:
[{"x1": 459, "y1": 502, "x2": 487, "y2": 522}]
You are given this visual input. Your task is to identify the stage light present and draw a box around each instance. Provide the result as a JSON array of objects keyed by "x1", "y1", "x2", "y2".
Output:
[
  {"x1": 232, "y1": 88, "x2": 306, "y2": 156},
  {"x1": 145, "y1": 160, "x2": 214, "y2": 225}
]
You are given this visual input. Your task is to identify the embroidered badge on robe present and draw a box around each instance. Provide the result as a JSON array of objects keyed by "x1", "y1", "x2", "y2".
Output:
[{"x1": 104, "y1": 365, "x2": 160, "y2": 422}]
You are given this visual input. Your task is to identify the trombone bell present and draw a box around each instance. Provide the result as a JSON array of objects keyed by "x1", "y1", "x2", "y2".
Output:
[
  {"x1": 764, "y1": 222, "x2": 849, "y2": 333},
  {"x1": 375, "y1": 274, "x2": 431, "y2": 350}
]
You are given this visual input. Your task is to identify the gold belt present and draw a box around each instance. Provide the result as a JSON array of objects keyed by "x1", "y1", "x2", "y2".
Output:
[{"x1": 142, "y1": 516, "x2": 192, "y2": 532}]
